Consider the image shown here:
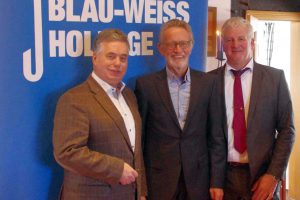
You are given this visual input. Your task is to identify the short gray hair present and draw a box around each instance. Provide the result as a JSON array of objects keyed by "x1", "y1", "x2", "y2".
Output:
[
  {"x1": 221, "y1": 17, "x2": 254, "y2": 39},
  {"x1": 93, "y1": 29, "x2": 129, "y2": 53},
  {"x1": 159, "y1": 19, "x2": 194, "y2": 45}
]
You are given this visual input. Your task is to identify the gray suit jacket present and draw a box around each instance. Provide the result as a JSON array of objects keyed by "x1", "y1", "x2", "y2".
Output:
[
  {"x1": 209, "y1": 62, "x2": 295, "y2": 184},
  {"x1": 135, "y1": 68, "x2": 226, "y2": 200},
  {"x1": 53, "y1": 76, "x2": 147, "y2": 200}
]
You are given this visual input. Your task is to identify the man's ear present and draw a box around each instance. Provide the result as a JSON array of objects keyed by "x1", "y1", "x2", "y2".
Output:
[
  {"x1": 250, "y1": 38, "x2": 255, "y2": 50},
  {"x1": 92, "y1": 52, "x2": 97, "y2": 65}
]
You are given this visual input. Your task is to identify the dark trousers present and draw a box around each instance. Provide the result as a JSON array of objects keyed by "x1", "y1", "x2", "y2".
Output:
[
  {"x1": 171, "y1": 169, "x2": 190, "y2": 200},
  {"x1": 224, "y1": 164, "x2": 281, "y2": 200}
]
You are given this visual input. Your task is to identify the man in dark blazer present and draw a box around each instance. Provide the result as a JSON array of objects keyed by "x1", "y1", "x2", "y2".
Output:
[
  {"x1": 53, "y1": 29, "x2": 147, "y2": 200},
  {"x1": 209, "y1": 17, "x2": 295, "y2": 200},
  {"x1": 135, "y1": 19, "x2": 226, "y2": 200}
]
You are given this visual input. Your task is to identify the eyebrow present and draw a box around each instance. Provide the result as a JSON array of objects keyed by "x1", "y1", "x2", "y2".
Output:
[{"x1": 106, "y1": 52, "x2": 128, "y2": 56}]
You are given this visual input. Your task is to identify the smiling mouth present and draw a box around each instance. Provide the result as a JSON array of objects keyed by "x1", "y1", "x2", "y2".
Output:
[
  {"x1": 172, "y1": 55, "x2": 185, "y2": 59},
  {"x1": 232, "y1": 49, "x2": 243, "y2": 53},
  {"x1": 109, "y1": 69, "x2": 122, "y2": 75}
]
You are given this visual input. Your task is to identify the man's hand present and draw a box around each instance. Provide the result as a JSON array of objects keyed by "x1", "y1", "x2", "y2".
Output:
[
  {"x1": 251, "y1": 174, "x2": 278, "y2": 200},
  {"x1": 210, "y1": 188, "x2": 223, "y2": 200},
  {"x1": 119, "y1": 163, "x2": 138, "y2": 185},
  {"x1": 140, "y1": 196, "x2": 146, "y2": 200}
]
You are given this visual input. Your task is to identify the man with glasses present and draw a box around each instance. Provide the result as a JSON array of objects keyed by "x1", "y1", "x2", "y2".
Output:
[{"x1": 135, "y1": 19, "x2": 226, "y2": 200}]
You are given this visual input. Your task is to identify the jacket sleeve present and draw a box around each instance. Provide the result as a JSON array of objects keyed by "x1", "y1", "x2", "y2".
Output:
[
  {"x1": 134, "y1": 78, "x2": 149, "y2": 149},
  {"x1": 208, "y1": 74, "x2": 227, "y2": 188},
  {"x1": 267, "y1": 70, "x2": 295, "y2": 179}
]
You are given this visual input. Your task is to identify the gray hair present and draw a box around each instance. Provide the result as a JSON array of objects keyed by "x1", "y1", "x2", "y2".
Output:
[
  {"x1": 221, "y1": 17, "x2": 254, "y2": 39},
  {"x1": 92, "y1": 29, "x2": 129, "y2": 53},
  {"x1": 159, "y1": 19, "x2": 194, "y2": 45}
]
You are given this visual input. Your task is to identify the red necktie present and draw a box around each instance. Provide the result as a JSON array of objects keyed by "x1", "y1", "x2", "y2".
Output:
[{"x1": 231, "y1": 68, "x2": 249, "y2": 154}]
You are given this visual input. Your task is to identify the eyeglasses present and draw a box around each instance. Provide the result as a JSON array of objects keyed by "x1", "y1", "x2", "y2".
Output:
[{"x1": 161, "y1": 40, "x2": 192, "y2": 50}]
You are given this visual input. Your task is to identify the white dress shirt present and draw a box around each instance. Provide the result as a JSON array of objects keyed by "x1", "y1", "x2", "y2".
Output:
[
  {"x1": 225, "y1": 59, "x2": 253, "y2": 163},
  {"x1": 92, "y1": 72, "x2": 136, "y2": 151}
]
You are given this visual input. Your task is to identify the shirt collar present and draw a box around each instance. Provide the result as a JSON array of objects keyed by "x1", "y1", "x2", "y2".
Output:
[
  {"x1": 91, "y1": 72, "x2": 125, "y2": 96},
  {"x1": 225, "y1": 58, "x2": 254, "y2": 75},
  {"x1": 166, "y1": 66, "x2": 191, "y2": 83}
]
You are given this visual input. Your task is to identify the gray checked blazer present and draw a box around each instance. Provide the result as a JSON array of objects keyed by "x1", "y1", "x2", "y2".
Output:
[{"x1": 53, "y1": 76, "x2": 147, "y2": 200}]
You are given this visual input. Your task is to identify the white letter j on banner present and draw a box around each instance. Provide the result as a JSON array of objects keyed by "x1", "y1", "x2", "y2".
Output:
[{"x1": 23, "y1": 0, "x2": 43, "y2": 82}]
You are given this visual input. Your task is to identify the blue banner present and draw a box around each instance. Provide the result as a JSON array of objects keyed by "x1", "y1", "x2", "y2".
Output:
[{"x1": 0, "y1": 0, "x2": 208, "y2": 199}]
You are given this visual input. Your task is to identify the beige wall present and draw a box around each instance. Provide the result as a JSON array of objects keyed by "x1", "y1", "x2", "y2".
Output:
[{"x1": 288, "y1": 21, "x2": 300, "y2": 200}]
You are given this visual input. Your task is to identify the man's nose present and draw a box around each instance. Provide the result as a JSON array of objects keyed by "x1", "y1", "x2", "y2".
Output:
[
  {"x1": 232, "y1": 39, "x2": 239, "y2": 47},
  {"x1": 174, "y1": 43, "x2": 183, "y2": 52},
  {"x1": 114, "y1": 57, "x2": 121, "y2": 66}
]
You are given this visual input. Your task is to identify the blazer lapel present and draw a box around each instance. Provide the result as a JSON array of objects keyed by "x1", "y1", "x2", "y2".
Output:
[
  {"x1": 87, "y1": 76, "x2": 133, "y2": 153},
  {"x1": 122, "y1": 88, "x2": 141, "y2": 153},
  {"x1": 211, "y1": 66, "x2": 228, "y2": 139},
  {"x1": 155, "y1": 69, "x2": 181, "y2": 129},
  {"x1": 219, "y1": 66, "x2": 228, "y2": 140},
  {"x1": 182, "y1": 70, "x2": 202, "y2": 132},
  {"x1": 247, "y1": 63, "x2": 263, "y2": 129}
]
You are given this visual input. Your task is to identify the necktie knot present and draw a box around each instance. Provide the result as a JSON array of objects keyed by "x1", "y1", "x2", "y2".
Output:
[{"x1": 231, "y1": 68, "x2": 249, "y2": 77}]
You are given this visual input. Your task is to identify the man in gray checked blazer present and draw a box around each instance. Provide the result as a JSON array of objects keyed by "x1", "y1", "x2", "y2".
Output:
[{"x1": 53, "y1": 29, "x2": 147, "y2": 200}]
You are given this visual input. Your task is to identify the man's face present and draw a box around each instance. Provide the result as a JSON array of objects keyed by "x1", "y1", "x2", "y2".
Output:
[
  {"x1": 92, "y1": 41, "x2": 129, "y2": 87},
  {"x1": 222, "y1": 26, "x2": 254, "y2": 70},
  {"x1": 158, "y1": 27, "x2": 193, "y2": 76}
]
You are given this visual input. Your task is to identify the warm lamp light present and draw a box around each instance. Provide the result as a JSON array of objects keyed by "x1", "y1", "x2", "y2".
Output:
[{"x1": 216, "y1": 30, "x2": 225, "y2": 67}]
